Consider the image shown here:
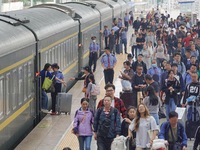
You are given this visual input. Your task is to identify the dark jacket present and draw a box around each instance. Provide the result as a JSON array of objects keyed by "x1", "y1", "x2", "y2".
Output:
[
  {"x1": 158, "y1": 122, "x2": 187, "y2": 147},
  {"x1": 161, "y1": 77, "x2": 181, "y2": 105},
  {"x1": 97, "y1": 97, "x2": 127, "y2": 118},
  {"x1": 75, "y1": 73, "x2": 93, "y2": 88},
  {"x1": 93, "y1": 107, "x2": 121, "y2": 139},
  {"x1": 132, "y1": 61, "x2": 147, "y2": 74}
]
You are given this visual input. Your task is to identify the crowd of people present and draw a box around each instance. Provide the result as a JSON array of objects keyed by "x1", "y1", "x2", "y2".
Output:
[{"x1": 39, "y1": 8, "x2": 200, "y2": 150}]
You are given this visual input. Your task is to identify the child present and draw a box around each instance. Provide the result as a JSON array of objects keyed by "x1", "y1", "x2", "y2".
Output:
[{"x1": 121, "y1": 106, "x2": 136, "y2": 150}]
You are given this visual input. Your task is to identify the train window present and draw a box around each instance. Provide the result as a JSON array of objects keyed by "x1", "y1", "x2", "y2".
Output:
[
  {"x1": 18, "y1": 67, "x2": 23, "y2": 105},
  {"x1": 66, "y1": 40, "x2": 70, "y2": 65},
  {"x1": 52, "y1": 47, "x2": 55, "y2": 63},
  {"x1": 63, "y1": 42, "x2": 66, "y2": 68},
  {"x1": 0, "y1": 76, "x2": 4, "y2": 118},
  {"x1": 49, "y1": 49, "x2": 52, "y2": 64},
  {"x1": 28, "y1": 62, "x2": 32, "y2": 98},
  {"x1": 24, "y1": 64, "x2": 28, "y2": 101},
  {"x1": 6, "y1": 73, "x2": 11, "y2": 115},
  {"x1": 54, "y1": 46, "x2": 58, "y2": 64},
  {"x1": 45, "y1": 51, "x2": 48, "y2": 63},
  {"x1": 57, "y1": 44, "x2": 61, "y2": 67},
  {"x1": 60, "y1": 43, "x2": 64, "y2": 70},
  {"x1": 12, "y1": 70, "x2": 17, "y2": 110}
]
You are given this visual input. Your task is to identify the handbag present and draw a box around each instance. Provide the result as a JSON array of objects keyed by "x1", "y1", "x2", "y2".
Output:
[
  {"x1": 72, "y1": 113, "x2": 87, "y2": 135},
  {"x1": 82, "y1": 87, "x2": 87, "y2": 93},
  {"x1": 169, "y1": 126, "x2": 182, "y2": 150},
  {"x1": 42, "y1": 71, "x2": 55, "y2": 90}
]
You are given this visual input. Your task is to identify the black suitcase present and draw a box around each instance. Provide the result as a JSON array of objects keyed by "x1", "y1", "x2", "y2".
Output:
[
  {"x1": 186, "y1": 120, "x2": 200, "y2": 139},
  {"x1": 186, "y1": 101, "x2": 200, "y2": 139},
  {"x1": 120, "y1": 91, "x2": 137, "y2": 108}
]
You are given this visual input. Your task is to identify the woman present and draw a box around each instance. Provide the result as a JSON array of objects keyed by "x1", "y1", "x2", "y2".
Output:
[
  {"x1": 129, "y1": 31, "x2": 138, "y2": 58},
  {"x1": 142, "y1": 44, "x2": 151, "y2": 69},
  {"x1": 129, "y1": 103, "x2": 158, "y2": 150},
  {"x1": 160, "y1": 59, "x2": 167, "y2": 73},
  {"x1": 40, "y1": 63, "x2": 52, "y2": 113},
  {"x1": 154, "y1": 39, "x2": 167, "y2": 67},
  {"x1": 86, "y1": 74, "x2": 97, "y2": 112},
  {"x1": 70, "y1": 66, "x2": 92, "y2": 96},
  {"x1": 121, "y1": 106, "x2": 136, "y2": 150},
  {"x1": 143, "y1": 86, "x2": 161, "y2": 125},
  {"x1": 73, "y1": 98, "x2": 94, "y2": 150},
  {"x1": 50, "y1": 63, "x2": 66, "y2": 115},
  {"x1": 161, "y1": 70, "x2": 181, "y2": 119}
]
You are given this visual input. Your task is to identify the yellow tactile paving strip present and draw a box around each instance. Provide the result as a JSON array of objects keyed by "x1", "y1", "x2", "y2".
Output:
[
  {"x1": 56, "y1": 28, "x2": 133, "y2": 150},
  {"x1": 55, "y1": 55, "x2": 129, "y2": 150}
]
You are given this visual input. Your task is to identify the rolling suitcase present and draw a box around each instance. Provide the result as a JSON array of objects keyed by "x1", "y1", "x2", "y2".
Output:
[
  {"x1": 56, "y1": 93, "x2": 72, "y2": 115},
  {"x1": 120, "y1": 91, "x2": 137, "y2": 108}
]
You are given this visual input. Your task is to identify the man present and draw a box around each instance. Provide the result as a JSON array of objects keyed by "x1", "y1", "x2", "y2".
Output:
[
  {"x1": 132, "y1": 54, "x2": 147, "y2": 74},
  {"x1": 97, "y1": 84, "x2": 126, "y2": 118},
  {"x1": 183, "y1": 64, "x2": 197, "y2": 86},
  {"x1": 182, "y1": 33, "x2": 193, "y2": 48},
  {"x1": 158, "y1": 111, "x2": 187, "y2": 150},
  {"x1": 144, "y1": 74, "x2": 159, "y2": 96},
  {"x1": 185, "y1": 56, "x2": 199, "y2": 71},
  {"x1": 101, "y1": 47, "x2": 117, "y2": 84},
  {"x1": 182, "y1": 50, "x2": 192, "y2": 70},
  {"x1": 147, "y1": 59, "x2": 162, "y2": 84},
  {"x1": 136, "y1": 33, "x2": 145, "y2": 56},
  {"x1": 133, "y1": 17, "x2": 141, "y2": 31},
  {"x1": 173, "y1": 53, "x2": 186, "y2": 76},
  {"x1": 131, "y1": 65, "x2": 146, "y2": 105},
  {"x1": 167, "y1": 30, "x2": 177, "y2": 57},
  {"x1": 182, "y1": 72, "x2": 200, "y2": 107},
  {"x1": 195, "y1": 38, "x2": 200, "y2": 61},
  {"x1": 108, "y1": 29, "x2": 117, "y2": 54},
  {"x1": 103, "y1": 26, "x2": 111, "y2": 48},
  {"x1": 160, "y1": 61, "x2": 171, "y2": 88},
  {"x1": 94, "y1": 95, "x2": 121, "y2": 150},
  {"x1": 174, "y1": 42, "x2": 185, "y2": 58},
  {"x1": 119, "y1": 27, "x2": 128, "y2": 54},
  {"x1": 89, "y1": 36, "x2": 100, "y2": 72},
  {"x1": 124, "y1": 13, "x2": 129, "y2": 30}
]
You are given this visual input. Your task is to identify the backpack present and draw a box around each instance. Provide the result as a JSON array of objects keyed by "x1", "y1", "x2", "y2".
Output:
[
  {"x1": 91, "y1": 83, "x2": 100, "y2": 96},
  {"x1": 111, "y1": 136, "x2": 128, "y2": 150}
]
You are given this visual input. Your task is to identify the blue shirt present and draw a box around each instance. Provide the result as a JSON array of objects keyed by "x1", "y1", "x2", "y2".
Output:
[
  {"x1": 101, "y1": 53, "x2": 117, "y2": 68},
  {"x1": 89, "y1": 43, "x2": 100, "y2": 52},
  {"x1": 120, "y1": 30, "x2": 127, "y2": 40},
  {"x1": 147, "y1": 67, "x2": 162, "y2": 83},
  {"x1": 191, "y1": 51, "x2": 199, "y2": 58},
  {"x1": 117, "y1": 21, "x2": 123, "y2": 28},
  {"x1": 103, "y1": 29, "x2": 111, "y2": 37},
  {"x1": 183, "y1": 72, "x2": 192, "y2": 86},
  {"x1": 51, "y1": 71, "x2": 64, "y2": 84},
  {"x1": 124, "y1": 15, "x2": 129, "y2": 22}
]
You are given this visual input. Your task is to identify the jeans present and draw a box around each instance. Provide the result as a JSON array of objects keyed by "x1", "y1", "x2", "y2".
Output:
[
  {"x1": 97, "y1": 136, "x2": 113, "y2": 150},
  {"x1": 42, "y1": 90, "x2": 48, "y2": 109},
  {"x1": 150, "y1": 113, "x2": 159, "y2": 125},
  {"x1": 131, "y1": 45, "x2": 137, "y2": 58},
  {"x1": 121, "y1": 38, "x2": 127, "y2": 53},
  {"x1": 78, "y1": 136, "x2": 92, "y2": 150},
  {"x1": 156, "y1": 57, "x2": 164, "y2": 68},
  {"x1": 137, "y1": 48, "x2": 143, "y2": 57},
  {"x1": 165, "y1": 98, "x2": 177, "y2": 120}
]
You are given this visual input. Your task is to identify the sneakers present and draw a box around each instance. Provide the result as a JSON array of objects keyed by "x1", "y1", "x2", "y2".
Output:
[
  {"x1": 41, "y1": 109, "x2": 49, "y2": 113},
  {"x1": 50, "y1": 112, "x2": 59, "y2": 115}
]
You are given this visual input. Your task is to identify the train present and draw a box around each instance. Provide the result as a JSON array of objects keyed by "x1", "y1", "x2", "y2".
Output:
[{"x1": 0, "y1": 0, "x2": 133, "y2": 149}]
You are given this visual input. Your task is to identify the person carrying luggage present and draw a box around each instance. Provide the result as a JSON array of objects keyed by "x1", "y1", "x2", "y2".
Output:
[
  {"x1": 121, "y1": 106, "x2": 136, "y2": 150},
  {"x1": 72, "y1": 98, "x2": 94, "y2": 150},
  {"x1": 93, "y1": 95, "x2": 121, "y2": 150},
  {"x1": 50, "y1": 63, "x2": 66, "y2": 115},
  {"x1": 158, "y1": 111, "x2": 187, "y2": 150}
]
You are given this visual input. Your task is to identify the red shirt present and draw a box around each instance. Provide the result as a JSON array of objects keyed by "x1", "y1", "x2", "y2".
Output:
[
  {"x1": 97, "y1": 97, "x2": 127, "y2": 118},
  {"x1": 182, "y1": 36, "x2": 193, "y2": 48}
]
